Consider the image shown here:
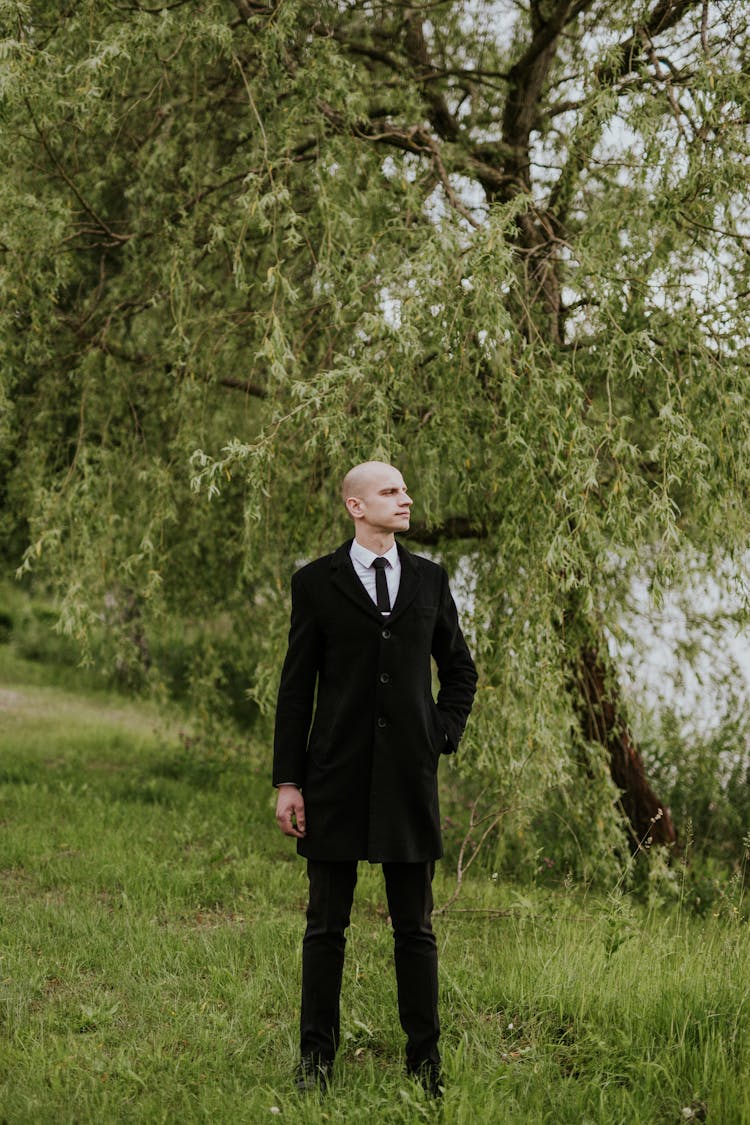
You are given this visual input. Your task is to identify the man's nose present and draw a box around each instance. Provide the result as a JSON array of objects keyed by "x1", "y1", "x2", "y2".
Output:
[{"x1": 402, "y1": 493, "x2": 413, "y2": 506}]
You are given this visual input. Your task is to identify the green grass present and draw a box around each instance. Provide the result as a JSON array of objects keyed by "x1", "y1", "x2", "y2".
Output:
[{"x1": 1, "y1": 655, "x2": 750, "y2": 1123}]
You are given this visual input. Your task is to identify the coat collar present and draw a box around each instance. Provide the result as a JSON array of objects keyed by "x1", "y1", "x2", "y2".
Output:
[{"x1": 330, "y1": 539, "x2": 421, "y2": 624}]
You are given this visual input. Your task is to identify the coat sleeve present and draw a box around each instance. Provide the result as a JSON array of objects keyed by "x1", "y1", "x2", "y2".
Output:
[
  {"x1": 272, "y1": 570, "x2": 321, "y2": 788},
  {"x1": 432, "y1": 568, "x2": 478, "y2": 754}
]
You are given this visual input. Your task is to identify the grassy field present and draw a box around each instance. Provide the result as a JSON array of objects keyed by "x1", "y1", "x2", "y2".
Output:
[{"x1": 1, "y1": 649, "x2": 749, "y2": 1123}]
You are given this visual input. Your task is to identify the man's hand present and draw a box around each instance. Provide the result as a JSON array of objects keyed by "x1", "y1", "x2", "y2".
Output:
[{"x1": 275, "y1": 785, "x2": 306, "y2": 838}]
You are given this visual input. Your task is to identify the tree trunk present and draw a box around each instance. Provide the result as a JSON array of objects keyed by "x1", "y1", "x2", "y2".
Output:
[
  {"x1": 575, "y1": 638, "x2": 676, "y2": 849},
  {"x1": 412, "y1": 519, "x2": 678, "y2": 849}
]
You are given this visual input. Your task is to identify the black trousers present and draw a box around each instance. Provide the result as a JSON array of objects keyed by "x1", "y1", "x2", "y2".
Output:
[{"x1": 300, "y1": 859, "x2": 440, "y2": 1070}]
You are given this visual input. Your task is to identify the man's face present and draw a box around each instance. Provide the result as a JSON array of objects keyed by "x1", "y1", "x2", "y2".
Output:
[{"x1": 347, "y1": 465, "x2": 413, "y2": 533}]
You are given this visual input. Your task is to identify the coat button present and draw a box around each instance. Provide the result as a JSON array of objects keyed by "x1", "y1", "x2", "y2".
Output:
[
  {"x1": 381, "y1": 628, "x2": 391, "y2": 639},
  {"x1": 380, "y1": 672, "x2": 390, "y2": 684},
  {"x1": 377, "y1": 716, "x2": 387, "y2": 728}
]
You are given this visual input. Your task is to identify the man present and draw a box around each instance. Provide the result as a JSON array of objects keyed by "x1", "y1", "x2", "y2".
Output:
[{"x1": 273, "y1": 461, "x2": 477, "y2": 1097}]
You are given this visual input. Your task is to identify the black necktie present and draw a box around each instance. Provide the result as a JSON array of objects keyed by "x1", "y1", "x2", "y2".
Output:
[{"x1": 372, "y1": 557, "x2": 391, "y2": 614}]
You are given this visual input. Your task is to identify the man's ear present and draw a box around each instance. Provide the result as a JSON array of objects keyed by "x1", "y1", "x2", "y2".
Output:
[{"x1": 345, "y1": 496, "x2": 363, "y2": 520}]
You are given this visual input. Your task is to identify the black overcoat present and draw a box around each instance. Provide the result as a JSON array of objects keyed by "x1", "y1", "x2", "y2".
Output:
[{"x1": 273, "y1": 540, "x2": 478, "y2": 862}]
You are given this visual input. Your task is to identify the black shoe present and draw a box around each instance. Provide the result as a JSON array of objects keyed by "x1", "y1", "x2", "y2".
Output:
[
  {"x1": 295, "y1": 1055, "x2": 332, "y2": 1094},
  {"x1": 409, "y1": 1059, "x2": 443, "y2": 1098}
]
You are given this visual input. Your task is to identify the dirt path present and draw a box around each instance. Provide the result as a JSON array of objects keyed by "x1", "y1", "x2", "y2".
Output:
[{"x1": 0, "y1": 680, "x2": 167, "y2": 734}]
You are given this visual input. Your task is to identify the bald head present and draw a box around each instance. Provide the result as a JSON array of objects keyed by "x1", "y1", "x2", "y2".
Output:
[
  {"x1": 341, "y1": 461, "x2": 398, "y2": 503},
  {"x1": 341, "y1": 461, "x2": 412, "y2": 542}
]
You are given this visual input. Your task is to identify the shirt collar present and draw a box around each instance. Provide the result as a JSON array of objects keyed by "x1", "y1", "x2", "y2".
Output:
[{"x1": 350, "y1": 539, "x2": 399, "y2": 569}]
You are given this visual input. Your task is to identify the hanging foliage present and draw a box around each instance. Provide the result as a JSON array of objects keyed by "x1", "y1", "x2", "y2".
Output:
[{"x1": 2, "y1": 0, "x2": 749, "y2": 873}]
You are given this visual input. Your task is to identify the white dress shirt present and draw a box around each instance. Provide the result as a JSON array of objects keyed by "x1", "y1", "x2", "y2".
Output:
[{"x1": 350, "y1": 539, "x2": 401, "y2": 612}]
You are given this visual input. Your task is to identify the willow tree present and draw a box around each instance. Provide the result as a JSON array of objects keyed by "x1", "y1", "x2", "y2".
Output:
[{"x1": 2, "y1": 1, "x2": 749, "y2": 869}]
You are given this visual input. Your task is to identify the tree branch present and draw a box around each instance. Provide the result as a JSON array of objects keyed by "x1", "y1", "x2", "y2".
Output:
[
  {"x1": 218, "y1": 376, "x2": 267, "y2": 398},
  {"x1": 23, "y1": 98, "x2": 133, "y2": 246},
  {"x1": 407, "y1": 517, "x2": 488, "y2": 544},
  {"x1": 318, "y1": 100, "x2": 433, "y2": 158},
  {"x1": 428, "y1": 141, "x2": 482, "y2": 229},
  {"x1": 231, "y1": 0, "x2": 277, "y2": 19},
  {"x1": 402, "y1": 14, "x2": 461, "y2": 143},
  {"x1": 330, "y1": 25, "x2": 510, "y2": 89},
  {"x1": 595, "y1": 0, "x2": 701, "y2": 86},
  {"x1": 548, "y1": 0, "x2": 702, "y2": 224},
  {"x1": 491, "y1": 1, "x2": 596, "y2": 204}
]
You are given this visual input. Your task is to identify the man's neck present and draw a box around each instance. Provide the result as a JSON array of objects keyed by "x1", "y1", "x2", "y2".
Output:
[{"x1": 354, "y1": 529, "x2": 396, "y2": 556}]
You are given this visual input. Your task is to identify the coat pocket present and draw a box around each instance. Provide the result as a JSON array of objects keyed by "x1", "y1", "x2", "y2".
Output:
[{"x1": 427, "y1": 701, "x2": 447, "y2": 760}]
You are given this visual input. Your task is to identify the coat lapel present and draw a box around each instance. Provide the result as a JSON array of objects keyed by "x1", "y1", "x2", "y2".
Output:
[
  {"x1": 330, "y1": 540, "x2": 384, "y2": 622},
  {"x1": 388, "y1": 542, "x2": 421, "y2": 624},
  {"x1": 329, "y1": 539, "x2": 422, "y2": 625}
]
